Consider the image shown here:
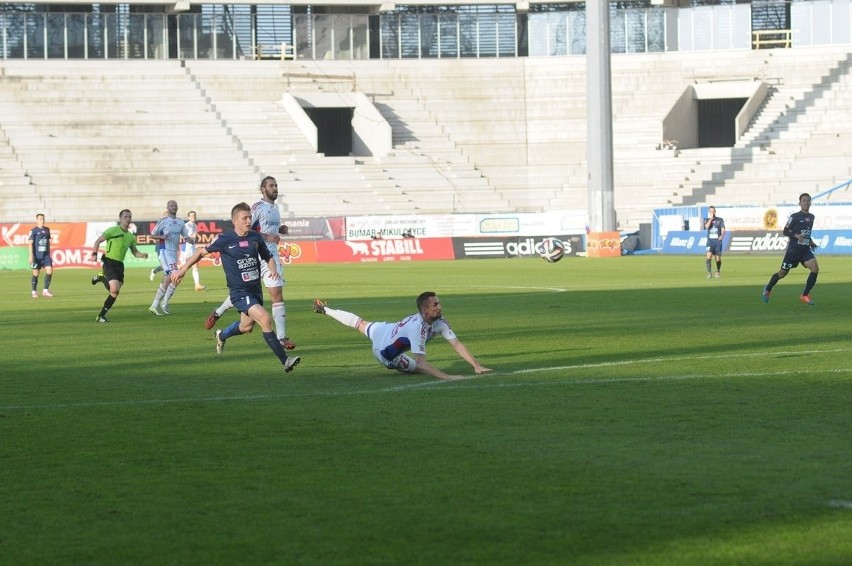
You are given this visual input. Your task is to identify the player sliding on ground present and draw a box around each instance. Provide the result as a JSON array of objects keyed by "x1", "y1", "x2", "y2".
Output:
[{"x1": 313, "y1": 292, "x2": 491, "y2": 381}]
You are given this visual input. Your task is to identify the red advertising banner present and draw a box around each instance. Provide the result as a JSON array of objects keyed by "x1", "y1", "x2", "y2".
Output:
[
  {"x1": 0, "y1": 229, "x2": 454, "y2": 268},
  {"x1": 277, "y1": 241, "x2": 319, "y2": 264},
  {"x1": 1, "y1": 222, "x2": 88, "y2": 248},
  {"x1": 46, "y1": 247, "x2": 104, "y2": 269},
  {"x1": 315, "y1": 238, "x2": 456, "y2": 263}
]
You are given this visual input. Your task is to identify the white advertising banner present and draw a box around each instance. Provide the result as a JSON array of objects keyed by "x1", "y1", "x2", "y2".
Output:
[
  {"x1": 345, "y1": 210, "x2": 588, "y2": 240},
  {"x1": 716, "y1": 204, "x2": 852, "y2": 231}
]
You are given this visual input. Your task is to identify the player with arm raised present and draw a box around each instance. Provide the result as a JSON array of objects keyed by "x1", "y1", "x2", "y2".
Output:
[
  {"x1": 172, "y1": 202, "x2": 299, "y2": 373},
  {"x1": 204, "y1": 176, "x2": 295, "y2": 351},
  {"x1": 704, "y1": 206, "x2": 725, "y2": 278}
]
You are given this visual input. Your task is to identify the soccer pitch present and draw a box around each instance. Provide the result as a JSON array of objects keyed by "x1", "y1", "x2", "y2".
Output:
[{"x1": 2, "y1": 256, "x2": 850, "y2": 565}]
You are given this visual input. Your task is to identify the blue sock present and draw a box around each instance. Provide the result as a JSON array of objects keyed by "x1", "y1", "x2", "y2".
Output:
[
  {"x1": 221, "y1": 321, "x2": 242, "y2": 341},
  {"x1": 803, "y1": 272, "x2": 818, "y2": 296},
  {"x1": 263, "y1": 331, "x2": 289, "y2": 364}
]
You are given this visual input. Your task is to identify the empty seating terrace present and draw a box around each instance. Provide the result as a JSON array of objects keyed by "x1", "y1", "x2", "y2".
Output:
[
  {"x1": 1, "y1": 47, "x2": 851, "y2": 227},
  {"x1": 0, "y1": 60, "x2": 258, "y2": 221}
]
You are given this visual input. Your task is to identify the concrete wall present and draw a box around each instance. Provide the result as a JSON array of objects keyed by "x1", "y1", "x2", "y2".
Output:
[{"x1": 663, "y1": 85, "x2": 698, "y2": 149}]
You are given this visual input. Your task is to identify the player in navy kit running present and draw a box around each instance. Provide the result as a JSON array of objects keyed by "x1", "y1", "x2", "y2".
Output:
[
  {"x1": 761, "y1": 193, "x2": 819, "y2": 305},
  {"x1": 205, "y1": 176, "x2": 295, "y2": 351},
  {"x1": 171, "y1": 202, "x2": 300, "y2": 373}
]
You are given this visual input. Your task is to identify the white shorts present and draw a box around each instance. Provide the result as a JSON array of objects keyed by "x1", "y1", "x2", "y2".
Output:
[
  {"x1": 260, "y1": 255, "x2": 285, "y2": 288},
  {"x1": 180, "y1": 244, "x2": 196, "y2": 264},
  {"x1": 366, "y1": 322, "x2": 417, "y2": 374},
  {"x1": 371, "y1": 347, "x2": 417, "y2": 373},
  {"x1": 159, "y1": 249, "x2": 179, "y2": 274}
]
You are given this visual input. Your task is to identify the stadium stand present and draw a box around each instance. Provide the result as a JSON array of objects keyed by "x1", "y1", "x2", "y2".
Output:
[{"x1": 0, "y1": 44, "x2": 851, "y2": 228}]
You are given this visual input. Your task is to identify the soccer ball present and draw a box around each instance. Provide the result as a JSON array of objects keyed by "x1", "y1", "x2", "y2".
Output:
[{"x1": 536, "y1": 237, "x2": 565, "y2": 263}]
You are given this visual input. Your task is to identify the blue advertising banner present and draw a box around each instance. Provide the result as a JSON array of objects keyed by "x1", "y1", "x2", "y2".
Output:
[
  {"x1": 660, "y1": 231, "x2": 731, "y2": 254},
  {"x1": 729, "y1": 230, "x2": 852, "y2": 255},
  {"x1": 663, "y1": 230, "x2": 852, "y2": 255}
]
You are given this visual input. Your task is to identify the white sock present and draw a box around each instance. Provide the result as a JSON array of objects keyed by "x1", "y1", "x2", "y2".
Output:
[
  {"x1": 325, "y1": 307, "x2": 361, "y2": 329},
  {"x1": 215, "y1": 297, "x2": 233, "y2": 317},
  {"x1": 192, "y1": 266, "x2": 201, "y2": 286},
  {"x1": 272, "y1": 302, "x2": 286, "y2": 339},
  {"x1": 161, "y1": 284, "x2": 176, "y2": 306},
  {"x1": 151, "y1": 286, "x2": 165, "y2": 308}
]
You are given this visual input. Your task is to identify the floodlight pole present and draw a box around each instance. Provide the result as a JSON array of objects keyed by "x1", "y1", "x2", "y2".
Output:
[{"x1": 586, "y1": 2, "x2": 617, "y2": 232}]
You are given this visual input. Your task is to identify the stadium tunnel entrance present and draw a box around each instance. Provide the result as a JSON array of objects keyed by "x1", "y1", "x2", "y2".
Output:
[
  {"x1": 286, "y1": 92, "x2": 392, "y2": 157},
  {"x1": 663, "y1": 80, "x2": 769, "y2": 149}
]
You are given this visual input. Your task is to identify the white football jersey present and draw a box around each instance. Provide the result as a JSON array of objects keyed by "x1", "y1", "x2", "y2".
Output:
[
  {"x1": 251, "y1": 199, "x2": 281, "y2": 256},
  {"x1": 369, "y1": 313, "x2": 457, "y2": 361},
  {"x1": 153, "y1": 216, "x2": 190, "y2": 254},
  {"x1": 182, "y1": 220, "x2": 198, "y2": 255}
]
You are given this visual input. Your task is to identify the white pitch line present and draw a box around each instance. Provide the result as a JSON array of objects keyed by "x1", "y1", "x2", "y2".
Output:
[
  {"x1": 384, "y1": 347, "x2": 852, "y2": 391},
  {"x1": 3, "y1": 349, "x2": 851, "y2": 411},
  {"x1": 387, "y1": 367, "x2": 852, "y2": 392}
]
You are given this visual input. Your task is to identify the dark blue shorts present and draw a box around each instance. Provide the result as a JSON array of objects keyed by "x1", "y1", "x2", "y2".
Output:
[
  {"x1": 31, "y1": 256, "x2": 52, "y2": 269},
  {"x1": 706, "y1": 239, "x2": 723, "y2": 256},
  {"x1": 780, "y1": 245, "x2": 815, "y2": 271},
  {"x1": 229, "y1": 287, "x2": 264, "y2": 314}
]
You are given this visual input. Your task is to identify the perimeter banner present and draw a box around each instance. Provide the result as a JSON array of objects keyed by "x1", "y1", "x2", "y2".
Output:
[
  {"x1": 1, "y1": 222, "x2": 88, "y2": 248},
  {"x1": 661, "y1": 230, "x2": 852, "y2": 255},
  {"x1": 728, "y1": 230, "x2": 851, "y2": 254},
  {"x1": 315, "y1": 238, "x2": 455, "y2": 263},
  {"x1": 586, "y1": 232, "x2": 621, "y2": 257},
  {"x1": 661, "y1": 231, "x2": 732, "y2": 254},
  {"x1": 451, "y1": 235, "x2": 584, "y2": 259}
]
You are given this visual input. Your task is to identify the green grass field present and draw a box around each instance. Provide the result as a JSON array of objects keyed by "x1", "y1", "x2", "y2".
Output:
[{"x1": 2, "y1": 256, "x2": 850, "y2": 565}]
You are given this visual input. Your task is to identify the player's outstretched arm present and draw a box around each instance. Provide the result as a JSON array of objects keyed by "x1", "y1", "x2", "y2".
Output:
[
  {"x1": 412, "y1": 354, "x2": 464, "y2": 381},
  {"x1": 449, "y1": 339, "x2": 492, "y2": 374},
  {"x1": 172, "y1": 248, "x2": 206, "y2": 285}
]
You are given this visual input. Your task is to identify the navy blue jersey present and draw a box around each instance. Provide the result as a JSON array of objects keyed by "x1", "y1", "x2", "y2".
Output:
[
  {"x1": 206, "y1": 230, "x2": 272, "y2": 294},
  {"x1": 706, "y1": 216, "x2": 725, "y2": 240},
  {"x1": 29, "y1": 226, "x2": 51, "y2": 259},
  {"x1": 782, "y1": 210, "x2": 815, "y2": 250}
]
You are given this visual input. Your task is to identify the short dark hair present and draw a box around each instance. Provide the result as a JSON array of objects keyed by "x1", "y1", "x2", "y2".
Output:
[
  {"x1": 799, "y1": 193, "x2": 811, "y2": 202},
  {"x1": 36, "y1": 213, "x2": 45, "y2": 220},
  {"x1": 231, "y1": 202, "x2": 250, "y2": 219},
  {"x1": 416, "y1": 291, "x2": 436, "y2": 313},
  {"x1": 260, "y1": 176, "x2": 276, "y2": 188},
  {"x1": 119, "y1": 209, "x2": 131, "y2": 218}
]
